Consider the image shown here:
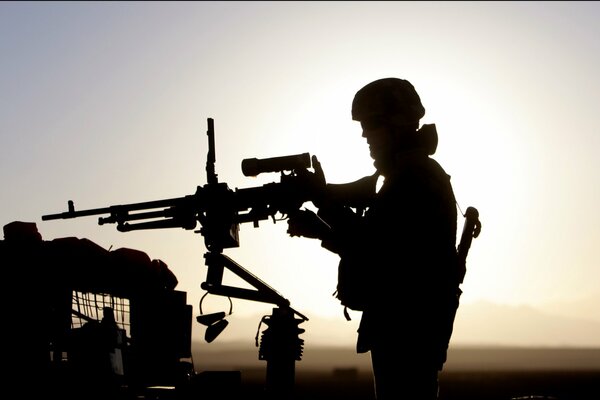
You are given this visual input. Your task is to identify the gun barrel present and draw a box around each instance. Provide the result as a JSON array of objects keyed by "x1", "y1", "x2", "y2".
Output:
[
  {"x1": 42, "y1": 202, "x2": 112, "y2": 221},
  {"x1": 42, "y1": 196, "x2": 195, "y2": 222}
]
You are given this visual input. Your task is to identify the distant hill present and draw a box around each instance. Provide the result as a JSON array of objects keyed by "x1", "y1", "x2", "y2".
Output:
[
  {"x1": 538, "y1": 292, "x2": 600, "y2": 322},
  {"x1": 191, "y1": 299, "x2": 600, "y2": 349},
  {"x1": 191, "y1": 299, "x2": 600, "y2": 374},
  {"x1": 451, "y1": 300, "x2": 600, "y2": 347}
]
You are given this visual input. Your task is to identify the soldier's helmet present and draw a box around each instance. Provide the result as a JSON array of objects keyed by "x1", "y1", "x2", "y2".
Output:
[{"x1": 351, "y1": 78, "x2": 425, "y2": 127}]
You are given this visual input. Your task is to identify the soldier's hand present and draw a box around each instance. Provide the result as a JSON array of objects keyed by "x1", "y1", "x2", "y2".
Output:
[
  {"x1": 311, "y1": 155, "x2": 325, "y2": 188},
  {"x1": 295, "y1": 155, "x2": 327, "y2": 206},
  {"x1": 287, "y1": 209, "x2": 330, "y2": 239}
]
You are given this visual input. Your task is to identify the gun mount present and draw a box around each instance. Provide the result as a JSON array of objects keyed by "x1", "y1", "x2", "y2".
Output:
[{"x1": 42, "y1": 118, "x2": 311, "y2": 398}]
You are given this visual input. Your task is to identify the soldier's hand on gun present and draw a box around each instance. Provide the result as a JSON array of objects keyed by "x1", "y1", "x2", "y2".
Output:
[
  {"x1": 295, "y1": 155, "x2": 327, "y2": 207},
  {"x1": 287, "y1": 209, "x2": 331, "y2": 239}
]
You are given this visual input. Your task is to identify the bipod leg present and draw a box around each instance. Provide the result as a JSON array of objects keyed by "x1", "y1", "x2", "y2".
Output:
[{"x1": 258, "y1": 307, "x2": 306, "y2": 399}]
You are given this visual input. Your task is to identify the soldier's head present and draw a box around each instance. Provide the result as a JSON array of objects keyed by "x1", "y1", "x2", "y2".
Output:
[{"x1": 351, "y1": 78, "x2": 426, "y2": 172}]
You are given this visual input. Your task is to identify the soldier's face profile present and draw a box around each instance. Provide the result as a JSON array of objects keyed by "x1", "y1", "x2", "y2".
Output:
[{"x1": 361, "y1": 119, "x2": 393, "y2": 161}]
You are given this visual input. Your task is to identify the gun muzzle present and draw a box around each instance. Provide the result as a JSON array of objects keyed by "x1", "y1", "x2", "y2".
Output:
[{"x1": 241, "y1": 153, "x2": 311, "y2": 177}]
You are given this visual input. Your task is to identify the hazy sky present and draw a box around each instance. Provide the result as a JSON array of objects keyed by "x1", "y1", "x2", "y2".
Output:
[{"x1": 1, "y1": 2, "x2": 599, "y2": 346}]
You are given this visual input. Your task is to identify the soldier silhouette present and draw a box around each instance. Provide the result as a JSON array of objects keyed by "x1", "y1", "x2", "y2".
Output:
[{"x1": 288, "y1": 78, "x2": 460, "y2": 399}]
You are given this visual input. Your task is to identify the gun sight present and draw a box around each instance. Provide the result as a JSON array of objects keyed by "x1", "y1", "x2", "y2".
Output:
[{"x1": 241, "y1": 153, "x2": 311, "y2": 177}]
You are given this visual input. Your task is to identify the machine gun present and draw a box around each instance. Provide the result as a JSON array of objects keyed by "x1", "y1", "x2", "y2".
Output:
[
  {"x1": 42, "y1": 117, "x2": 311, "y2": 398},
  {"x1": 42, "y1": 118, "x2": 313, "y2": 303},
  {"x1": 43, "y1": 118, "x2": 312, "y2": 250}
]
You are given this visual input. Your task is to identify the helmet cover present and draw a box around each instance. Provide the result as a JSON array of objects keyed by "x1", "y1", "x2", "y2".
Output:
[{"x1": 351, "y1": 78, "x2": 425, "y2": 126}]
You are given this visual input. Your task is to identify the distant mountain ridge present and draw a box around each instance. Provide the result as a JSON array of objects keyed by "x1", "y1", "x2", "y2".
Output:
[
  {"x1": 191, "y1": 299, "x2": 600, "y2": 348},
  {"x1": 452, "y1": 300, "x2": 600, "y2": 347},
  {"x1": 191, "y1": 299, "x2": 600, "y2": 373},
  {"x1": 539, "y1": 292, "x2": 600, "y2": 322}
]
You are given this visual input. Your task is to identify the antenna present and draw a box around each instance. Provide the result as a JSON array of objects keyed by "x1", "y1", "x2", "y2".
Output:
[{"x1": 206, "y1": 117, "x2": 218, "y2": 184}]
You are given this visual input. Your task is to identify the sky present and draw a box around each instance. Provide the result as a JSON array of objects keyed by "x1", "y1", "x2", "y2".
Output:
[{"x1": 1, "y1": 1, "x2": 599, "y2": 347}]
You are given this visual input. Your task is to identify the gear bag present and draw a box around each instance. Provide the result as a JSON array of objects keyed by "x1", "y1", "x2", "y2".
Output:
[{"x1": 333, "y1": 256, "x2": 368, "y2": 320}]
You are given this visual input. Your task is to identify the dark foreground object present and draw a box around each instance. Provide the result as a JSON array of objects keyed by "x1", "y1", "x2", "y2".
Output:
[
  {"x1": 437, "y1": 370, "x2": 600, "y2": 400},
  {"x1": 238, "y1": 369, "x2": 600, "y2": 400},
  {"x1": 7, "y1": 368, "x2": 598, "y2": 400}
]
